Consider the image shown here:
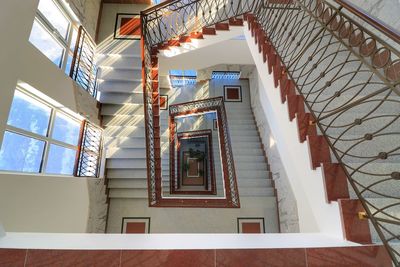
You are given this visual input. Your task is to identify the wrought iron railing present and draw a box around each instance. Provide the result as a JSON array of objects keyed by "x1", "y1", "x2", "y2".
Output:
[
  {"x1": 141, "y1": 0, "x2": 257, "y2": 205},
  {"x1": 142, "y1": 0, "x2": 400, "y2": 263},
  {"x1": 141, "y1": 0, "x2": 257, "y2": 47},
  {"x1": 253, "y1": 0, "x2": 400, "y2": 263},
  {"x1": 70, "y1": 26, "x2": 98, "y2": 98},
  {"x1": 74, "y1": 120, "x2": 103, "y2": 178}
]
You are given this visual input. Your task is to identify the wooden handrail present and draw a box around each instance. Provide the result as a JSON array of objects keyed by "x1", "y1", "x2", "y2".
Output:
[
  {"x1": 335, "y1": 0, "x2": 400, "y2": 44},
  {"x1": 141, "y1": 0, "x2": 178, "y2": 15}
]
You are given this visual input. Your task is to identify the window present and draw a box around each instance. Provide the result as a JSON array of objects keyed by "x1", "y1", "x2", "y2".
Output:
[
  {"x1": 29, "y1": 0, "x2": 78, "y2": 74},
  {"x1": 212, "y1": 71, "x2": 241, "y2": 80},
  {"x1": 0, "y1": 89, "x2": 83, "y2": 176},
  {"x1": 169, "y1": 70, "x2": 197, "y2": 87}
]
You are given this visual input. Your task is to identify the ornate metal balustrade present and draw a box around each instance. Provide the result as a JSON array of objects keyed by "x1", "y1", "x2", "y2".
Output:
[
  {"x1": 141, "y1": 0, "x2": 400, "y2": 262},
  {"x1": 140, "y1": 0, "x2": 257, "y2": 206},
  {"x1": 253, "y1": 0, "x2": 400, "y2": 263},
  {"x1": 70, "y1": 26, "x2": 98, "y2": 98},
  {"x1": 74, "y1": 121, "x2": 103, "y2": 178}
]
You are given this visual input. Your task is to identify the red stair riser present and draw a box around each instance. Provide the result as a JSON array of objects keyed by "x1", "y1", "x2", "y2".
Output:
[
  {"x1": 258, "y1": 31, "x2": 265, "y2": 53},
  {"x1": 215, "y1": 23, "x2": 229, "y2": 31},
  {"x1": 287, "y1": 95, "x2": 305, "y2": 121},
  {"x1": 168, "y1": 40, "x2": 180, "y2": 47},
  {"x1": 202, "y1": 27, "x2": 216, "y2": 35},
  {"x1": 228, "y1": 18, "x2": 244, "y2": 26},
  {"x1": 322, "y1": 163, "x2": 350, "y2": 202},
  {"x1": 279, "y1": 74, "x2": 289, "y2": 103},
  {"x1": 273, "y1": 60, "x2": 282, "y2": 88},
  {"x1": 189, "y1": 32, "x2": 203, "y2": 39},
  {"x1": 338, "y1": 199, "x2": 372, "y2": 244},
  {"x1": 307, "y1": 135, "x2": 332, "y2": 170},
  {"x1": 179, "y1": 36, "x2": 191, "y2": 43},
  {"x1": 296, "y1": 112, "x2": 317, "y2": 143}
]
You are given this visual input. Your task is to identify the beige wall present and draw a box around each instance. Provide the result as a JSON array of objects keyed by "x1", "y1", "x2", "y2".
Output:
[
  {"x1": 66, "y1": 0, "x2": 102, "y2": 39},
  {"x1": 0, "y1": 0, "x2": 103, "y2": 233},
  {"x1": 0, "y1": 173, "x2": 90, "y2": 233}
]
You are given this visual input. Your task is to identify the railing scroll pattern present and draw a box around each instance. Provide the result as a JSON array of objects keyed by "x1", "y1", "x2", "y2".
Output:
[
  {"x1": 141, "y1": 0, "x2": 258, "y2": 205},
  {"x1": 254, "y1": 0, "x2": 400, "y2": 263},
  {"x1": 74, "y1": 121, "x2": 103, "y2": 178},
  {"x1": 70, "y1": 26, "x2": 98, "y2": 98}
]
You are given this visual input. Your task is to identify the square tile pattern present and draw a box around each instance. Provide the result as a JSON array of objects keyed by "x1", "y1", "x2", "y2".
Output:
[
  {"x1": 224, "y1": 85, "x2": 242, "y2": 102},
  {"x1": 121, "y1": 217, "x2": 150, "y2": 233},
  {"x1": 238, "y1": 218, "x2": 265, "y2": 233},
  {"x1": 114, "y1": 13, "x2": 141, "y2": 39}
]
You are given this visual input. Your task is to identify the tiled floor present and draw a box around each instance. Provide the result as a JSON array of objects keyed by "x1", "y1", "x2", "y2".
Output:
[{"x1": 0, "y1": 246, "x2": 391, "y2": 267}]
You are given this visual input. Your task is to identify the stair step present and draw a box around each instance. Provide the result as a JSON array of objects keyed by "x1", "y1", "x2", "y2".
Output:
[
  {"x1": 108, "y1": 188, "x2": 148, "y2": 199},
  {"x1": 106, "y1": 147, "x2": 146, "y2": 159},
  {"x1": 230, "y1": 135, "x2": 260, "y2": 142},
  {"x1": 98, "y1": 68, "x2": 142, "y2": 81},
  {"x1": 106, "y1": 158, "x2": 146, "y2": 169},
  {"x1": 98, "y1": 80, "x2": 142, "y2": 94},
  {"x1": 104, "y1": 125, "x2": 146, "y2": 137},
  {"x1": 238, "y1": 178, "x2": 273, "y2": 187},
  {"x1": 106, "y1": 168, "x2": 147, "y2": 179},
  {"x1": 104, "y1": 136, "x2": 146, "y2": 148},
  {"x1": 96, "y1": 39, "x2": 141, "y2": 55},
  {"x1": 96, "y1": 54, "x2": 141, "y2": 69},
  {"x1": 229, "y1": 124, "x2": 257, "y2": 130},
  {"x1": 101, "y1": 104, "x2": 144, "y2": 116},
  {"x1": 239, "y1": 187, "x2": 275, "y2": 197},
  {"x1": 229, "y1": 130, "x2": 258, "y2": 136},
  {"x1": 100, "y1": 92, "x2": 143, "y2": 104},
  {"x1": 102, "y1": 114, "x2": 144, "y2": 126},
  {"x1": 108, "y1": 178, "x2": 148, "y2": 189}
]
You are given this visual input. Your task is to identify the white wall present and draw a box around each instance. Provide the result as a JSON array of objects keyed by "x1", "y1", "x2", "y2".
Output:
[
  {"x1": 244, "y1": 25, "x2": 343, "y2": 237},
  {"x1": 249, "y1": 71, "x2": 300, "y2": 233},
  {"x1": 158, "y1": 38, "x2": 254, "y2": 76},
  {"x1": 0, "y1": 0, "x2": 103, "y2": 233}
]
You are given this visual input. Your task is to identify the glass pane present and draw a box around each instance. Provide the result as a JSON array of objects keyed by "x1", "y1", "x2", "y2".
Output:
[
  {"x1": 29, "y1": 20, "x2": 65, "y2": 67},
  {"x1": 38, "y1": 0, "x2": 70, "y2": 39},
  {"x1": 64, "y1": 53, "x2": 73, "y2": 76},
  {"x1": 7, "y1": 90, "x2": 51, "y2": 136},
  {"x1": 183, "y1": 70, "x2": 197, "y2": 77},
  {"x1": 46, "y1": 144, "x2": 77, "y2": 175},
  {"x1": 0, "y1": 131, "x2": 45, "y2": 173},
  {"x1": 52, "y1": 112, "x2": 81, "y2": 146}
]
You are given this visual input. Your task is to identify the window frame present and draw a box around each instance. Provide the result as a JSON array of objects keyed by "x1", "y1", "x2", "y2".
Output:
[
  {"x1": 0, "y1": 88, "x2": 83, "y2": 176},
  {"x1": 31, "y1": 0, "x2": 79, "y2": 73}
]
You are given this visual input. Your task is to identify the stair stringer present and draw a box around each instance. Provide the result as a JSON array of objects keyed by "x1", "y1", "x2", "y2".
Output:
[{"x1": 244, "y1": 23, "x2": 343, "y2": 237}]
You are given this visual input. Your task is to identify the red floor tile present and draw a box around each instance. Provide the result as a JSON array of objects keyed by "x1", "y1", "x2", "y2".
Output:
[
  {"x1": 306, "y1": 245, "x2": 392, "y2": 267},
  {"x1": 25, "y1": 249, "x2": 120, "y2": 267},
  {"x1": 121, "y1": 250, "x2": 214, "y2": 267},
  {"x1": 0, "y1": 249, "x2": 26, "y2": 267},
  {"x1": 216, "y1": 248, "x2": 307, "y2": 267}
]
